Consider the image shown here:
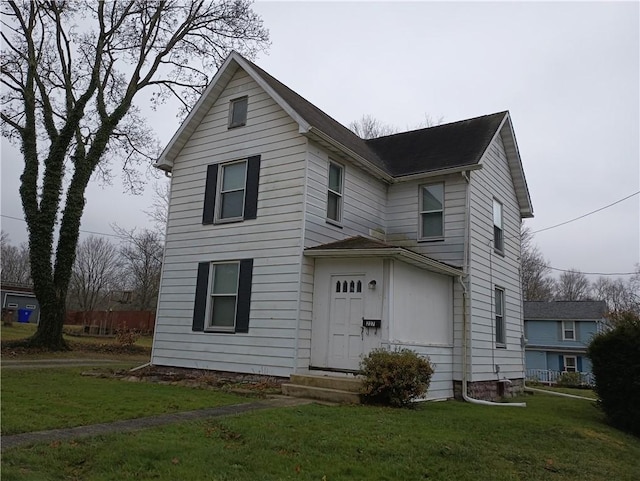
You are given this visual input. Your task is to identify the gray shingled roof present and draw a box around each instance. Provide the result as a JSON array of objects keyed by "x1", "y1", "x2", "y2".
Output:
[
  {"x1": 245, "y1": 58, "x2": 507, "y2": 177},
  {"x1": 366, "y1": 112, "x2": 507, "y2": 177},
  {"x1": 523, "y1": 301, "x2": 607, "y2": 320}
]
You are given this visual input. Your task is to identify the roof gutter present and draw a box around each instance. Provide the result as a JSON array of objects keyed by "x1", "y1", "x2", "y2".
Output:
[{"x1": 392, "y1": 164, "x2": 483, "y2": 183}]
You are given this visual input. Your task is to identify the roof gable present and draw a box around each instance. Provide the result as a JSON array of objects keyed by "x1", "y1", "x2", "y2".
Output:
[{"x1": 156, "y1": 51, "x2": 533, "y2": 217}]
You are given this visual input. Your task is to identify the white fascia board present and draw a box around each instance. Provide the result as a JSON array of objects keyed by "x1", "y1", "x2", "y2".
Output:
[
  {"x1": 392, "y1": 164, "x2": 483, "y2": 183},
  {"x1": 305, "y1": 247, "x2": 462, "y2": 277},
  {"x1": 488, "y1": 112, "x2": 534, "y2": 219},
  {"x1": 306, "y1": 127, "x2": 394, "y2": 183},
  {"x1": 154, "y1": 53, "x2": 241, "y2": 171}
]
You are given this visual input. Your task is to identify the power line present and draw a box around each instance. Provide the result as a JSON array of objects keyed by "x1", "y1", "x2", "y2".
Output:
[
  {"x1": 547, "y1": 266, "x2": 637, "y2": 276},
  {"x1": 532, "y1": 191, "x2": 639, "y2": 235},
  {"x1": 1, "y1": 213, "x2": 124, "y2": 239}
]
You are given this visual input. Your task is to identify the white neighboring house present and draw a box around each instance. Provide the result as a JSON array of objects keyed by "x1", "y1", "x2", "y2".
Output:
[{"x1": 151, "y1": 51, "x2": 534, "y2": 401}]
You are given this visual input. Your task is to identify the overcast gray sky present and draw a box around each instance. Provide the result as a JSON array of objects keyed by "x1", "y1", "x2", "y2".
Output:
[{"x1": 1, "y1": 1, "x2": 638, "y2": 279}]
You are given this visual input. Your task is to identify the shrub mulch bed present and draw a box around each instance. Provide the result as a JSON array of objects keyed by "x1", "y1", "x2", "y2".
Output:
[{"x1": 87, "y1": 365, "x2": 286, "y2": 398}]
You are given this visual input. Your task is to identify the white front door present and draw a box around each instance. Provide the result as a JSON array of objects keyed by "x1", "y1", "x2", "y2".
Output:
[{"x1": 328, "y1": 275, "x2": 364, "y2": 371}]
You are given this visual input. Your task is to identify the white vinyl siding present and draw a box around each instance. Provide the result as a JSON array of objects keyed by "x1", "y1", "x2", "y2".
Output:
[
  {"x1": 387, "y1": 174, "x2": 467, "y2": 266},
  {"x1": 468, "y1": 128, "x2": 524, "y2": 381},
  {"x1": 152, "y1": 68, "x2": 308, "y2": 377},
  {"x1": 303, "y1": 141, "x2": 386, "y2": 247}
]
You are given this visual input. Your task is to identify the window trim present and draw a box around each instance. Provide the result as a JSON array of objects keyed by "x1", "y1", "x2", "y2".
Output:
[
  {"x1": 228, "y1": 96, "x2": 248, "y2": 129},
  {"x1": 563, "y1": 355, "x2": 577, "y2": 373},
  {"x1": 562, "y1": 321, "x2": 576, "y2": 341},
  {"x1": 419, "y1": 182, "x2": 445, "y2": 241},
  {"x1": 326, "y1": 160, "x2": 344, "y2": 226},
  {"x1": 493, "y1": 198, "x2": 504, "y2": 254},
  {"x1": 205, "y1": 261, "x2": 240, "y2": 333},
  {"x1": 495, "y1": 286, "x2": 506, "y2": 347},
  {"x1": 215, "y1": 159, "x2": 247, "y2": 223}
]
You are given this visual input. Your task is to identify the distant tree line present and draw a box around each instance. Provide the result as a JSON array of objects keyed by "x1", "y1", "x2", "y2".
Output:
[
  {"x1": 2, "y1": 229, "x2": 162, "y2": 312},
  {"x1": 521, "y1": 227, "x2": 640, "y2": 317}
]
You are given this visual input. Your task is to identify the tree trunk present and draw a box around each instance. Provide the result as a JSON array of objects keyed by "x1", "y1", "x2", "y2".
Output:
[{"x1": 27, "y1": 285, "x2": 68, "y2": 350}]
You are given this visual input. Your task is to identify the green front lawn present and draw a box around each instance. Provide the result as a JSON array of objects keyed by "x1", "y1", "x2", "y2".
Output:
[
  {"x1": 1, "y1": 322, "x2": 153, "y2": 360},
  {"x1": 1, "y1": 367, "x2": 246, "y2": 435},
  {"x1": 3, "y1": 393, "x2": 639, "y2": 481}
]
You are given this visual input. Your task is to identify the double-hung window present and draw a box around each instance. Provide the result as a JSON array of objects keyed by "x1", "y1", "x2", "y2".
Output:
[
  {"x1": 562, "y1": 321, "x2": 576, "y2": 340},
  {"x1": 563, "y1": 355, "x2": 577, "y2": 372},
  {"x1": 202, "y1": 156, "x2": 261, "y2": 225},
  {"x1": 420, "y1": 183, "x2": 444, "y2": 239},
  {"x1": 327, "y1": 162, "x2": 344, "y2": 224},
  {"x1": 493, "y1": 199, "x2": 504, "y2": 253},
  {"x1": 228, "y1": 96, "x2": 248, "y2": 128},
  {"x1": 208, "y1": 262, "x2": 239, "y2": 331},
  {"x1": 495, "y1": 287, "x2": 506, "y2": 346},
  {"x1": 218, "y1": 161, "x2": 247, "y2": 221},
  {"x1": 192, "y1": 259, "x2": 254, "y2": 334}
]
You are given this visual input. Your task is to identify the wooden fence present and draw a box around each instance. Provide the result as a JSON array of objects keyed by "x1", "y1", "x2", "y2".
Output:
[{"x1": 65, "y1": 310, "x2": 156, "y2": 335}]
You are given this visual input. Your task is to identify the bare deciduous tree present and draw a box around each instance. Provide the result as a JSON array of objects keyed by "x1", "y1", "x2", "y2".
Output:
[
  {"x1": 0, "y1": 231, "x2": 32, "y2": 286},
  {"x1": 349, "y1": 114, "x2": 398, "y2": 139},
  {"x1": 115, "y1": 226, "x2": 163, "y2": 311},
  {"x1": 68, "y1": 236, "x2": 122, "y2": 311},
  {"x1": 144, "y1": 180, "x2": 170, "y2": 237},
  {"x1": 555, "y1": 268, "x2": 591, "y2": 301},
  {"x1": 1, "y1": 1, "x2": 269, "y2": 349},
  {"x1": 520, "y1": 227, "x2": 554, "y2": 301},
  {"x1": 592, "y1": 273, "x2": 640, "y2": 315}
]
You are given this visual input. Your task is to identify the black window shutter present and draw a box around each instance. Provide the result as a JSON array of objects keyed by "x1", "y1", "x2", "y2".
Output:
[
  {"x1": 235, "y1": 259, "x2": 254, "y2": 333},
  {"x1": 558, "y1": 354, "x2": 564, "y2": 371},
  {"x1": 192, "y1": 262, "x2": 210, "y2": 331},
  {"x1": 243, "y1": 155, "x2": 261, "y2": 220},
  {"x1": 202, "y1": 164, "x2": 218, "y2": 224}
]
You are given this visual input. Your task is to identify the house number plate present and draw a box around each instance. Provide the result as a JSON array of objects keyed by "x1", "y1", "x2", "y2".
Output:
[{"x1": 362, "y1": 319, "x2": 381, "y2": 328}]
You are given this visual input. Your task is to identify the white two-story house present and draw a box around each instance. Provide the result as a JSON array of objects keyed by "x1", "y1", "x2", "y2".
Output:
[{"x1": 151, "y1": 51, "x2": 534, "y2": 401}]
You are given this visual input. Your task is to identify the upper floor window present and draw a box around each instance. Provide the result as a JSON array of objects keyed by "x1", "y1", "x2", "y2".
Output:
[
  {"x1": 493, "y1": 199, "x2": 503, "y2": 253},
  {"x1": 218, "y1": 160, "x2": 247, "y2": 221},
  {"x1": 228, "y1": 96, "x2": 248, "y2": 129},
  {"x1": 420, "y1": 183, "x2": 444, "y2": 239},
  {"x1": 495, "y1": 286, "x2": 505, "y2": 346},
  {"x1": 202, "y1": 156, "x2": 261, "y2": 225},
  {"x1": 327, "y1": 161, "x2": 344, "y2": 224},
  {"x1": 562, "y1": 321, "x2": 575, "y2": 340}
]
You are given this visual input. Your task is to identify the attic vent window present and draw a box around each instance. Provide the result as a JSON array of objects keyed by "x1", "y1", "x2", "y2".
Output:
[{"x1": 228, "y1": 96, "x2": 248, "y2": 129}]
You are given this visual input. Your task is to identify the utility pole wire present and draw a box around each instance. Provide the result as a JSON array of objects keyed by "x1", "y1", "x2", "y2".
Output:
[{"x1": 532, "y1": 191, "x2": 639, "y2": 235}]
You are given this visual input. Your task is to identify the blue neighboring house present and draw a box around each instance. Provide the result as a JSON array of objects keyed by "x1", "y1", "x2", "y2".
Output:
[{"x1": 523, "y1": 301, "x2": 607, "y2": 384}]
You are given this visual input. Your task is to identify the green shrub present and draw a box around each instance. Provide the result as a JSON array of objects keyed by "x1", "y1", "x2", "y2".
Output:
[
  {"x1": 587, "y1": 311, "x2": 640, "y2": 436},
  {"x1": 360, "y1": 348, "x2": 434, "y2": 408},
  {"x1": 556, "y1": 372, "x2": 583, "y2": 388}
]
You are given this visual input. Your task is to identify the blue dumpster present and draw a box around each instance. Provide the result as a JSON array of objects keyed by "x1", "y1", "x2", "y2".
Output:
[{"x1": 18, "y1": 308, "x2": 33, "y2": 323}]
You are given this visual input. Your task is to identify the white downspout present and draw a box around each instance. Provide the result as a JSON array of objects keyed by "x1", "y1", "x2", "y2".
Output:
[{"x1": 460, "y1": 171, "x2": 525, "y2": 407}]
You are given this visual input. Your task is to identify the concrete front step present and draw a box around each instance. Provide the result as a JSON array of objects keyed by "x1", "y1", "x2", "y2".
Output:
[
  {"x1": 282, "y1": 373, "x2": 363, "y2": 404},
  {"x1": 290, "y1": 373, "x2": 363, "y2": 393},
  {"x1": 281, "y1": 383, "x2": 361, "y2": 404}
]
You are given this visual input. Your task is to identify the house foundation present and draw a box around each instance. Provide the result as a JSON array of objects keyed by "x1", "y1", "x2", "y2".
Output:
[{"x1": 453, "y1": 379, "x2": 524, "y2": 401}]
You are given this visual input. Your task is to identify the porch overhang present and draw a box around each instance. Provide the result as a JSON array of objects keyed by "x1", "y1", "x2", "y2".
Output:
[
  {"x1": 525, "y1": 345, "x2": 587, "y2": 354},
  {"x1": 304, "y1": 245, "x2": 463, "y2": 277}
]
